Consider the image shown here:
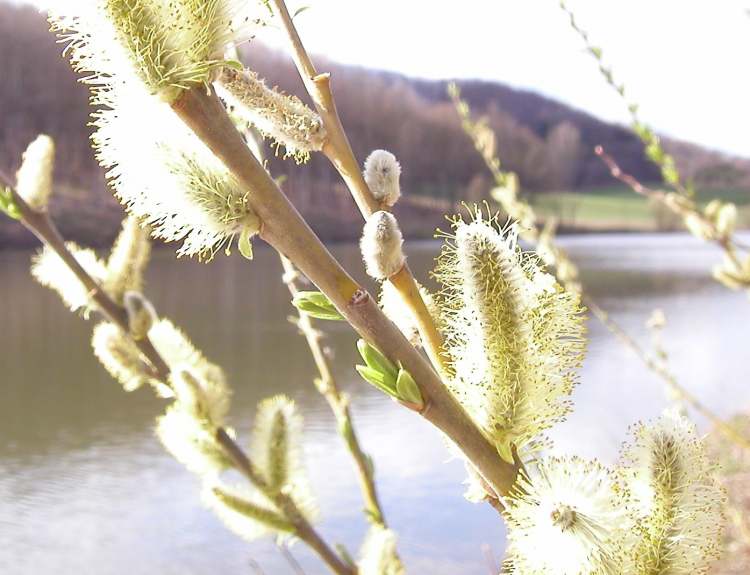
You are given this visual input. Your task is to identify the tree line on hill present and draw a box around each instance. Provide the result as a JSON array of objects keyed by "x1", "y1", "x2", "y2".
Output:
[{"x1": 0, "y1": 3, "x2": 745, "y2": 245}]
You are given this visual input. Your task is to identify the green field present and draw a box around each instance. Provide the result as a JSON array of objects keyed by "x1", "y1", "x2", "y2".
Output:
[{"x1": 529, "y1": 185, "x2": 750, "y2": 231}]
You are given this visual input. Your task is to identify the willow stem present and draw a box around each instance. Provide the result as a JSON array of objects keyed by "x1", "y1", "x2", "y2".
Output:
[
  {"x1": 585, "y1": 297, "x2": 750, "y2": 450},
  {"x1": 595, "y1": 145, "x2": 747, "y2": 267},
  {"x1": 267, "y1": 0, "x2": 449, "y2": 378},
  {"x1": 216, "y1": 429, "x2": 355, "y2": 575},
  {"x1": 0, "y1": 169, "x2": 353, "y2": 575},
  {"x1": 388, "y1": 264, "x2": 451, "y2": 379},
  {"x1": 171, "y1": 86, "x2": 519, "y2": 498},
  {"x1": 280, "y1": 255, "x2": 387, "y2": 527}
]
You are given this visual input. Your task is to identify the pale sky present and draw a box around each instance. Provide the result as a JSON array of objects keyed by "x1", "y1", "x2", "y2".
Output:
[{"x1": 17, "y1": 0, "x2": 750, "y2": 157}]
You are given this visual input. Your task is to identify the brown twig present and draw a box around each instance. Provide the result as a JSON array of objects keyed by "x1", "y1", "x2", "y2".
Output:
[
  {"x1": 595, "y1": 145, "x2": 746, "y2": 268},
  {"x1": 278, "y1": 542, "x2": 308, "y2": 575},
  {"x1": 265, "y1": 0, "x2": 450, "y2": 379},
  {"x1": 585, "y1": 297, "x2": 750, "y2": 451},
  {"x1": 280, "y1": 255, "x2": 387, "y2": 528}
]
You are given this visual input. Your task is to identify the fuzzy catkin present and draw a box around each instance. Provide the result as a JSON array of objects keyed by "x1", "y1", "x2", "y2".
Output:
[
  {"x1": 360, "y1": 211, "x2": 405, "y2": 280},
  {"x1": 49, "y1": 3, "x2": 263, "y2": 259},
  {"x1": 50, "y1": 1, "x2": 263, "y2": 101},
  {"x1": 358, "y1": 526, "x2": 405, "y2": 575},
  {"x1": 204, "y1": 482, "x2": 294, "y2": 542},
  {"x1": 505, "y1": 456, "x2": 625, "y2": 575},
  {"x1": 363, "y1": 150, "x2": 401, "y2": 207},
  {"x1": 217, "y1": 67, "x2": 326, "y2": 162},
  {"x1": 103, "y1": 217, "x2": 151, "y2": 303},
  {"x1": 618, "y1": 409, "x2": 724, "y2": 574},
  {"x1": 249, "y1": 396, "x2": 317, "y2": 519},
  {"x1": 16, "y1": 135, "x2": 54, "y2": 212},
  {"x1": 149, "y1": 319, "x2": 230, "y2": 422},
  {"x1": 31, "y1": 243, "x2": 107, "y2": 315},
  {"x1": 434, "y1": 210, "x2": 585, "y2": 459}
]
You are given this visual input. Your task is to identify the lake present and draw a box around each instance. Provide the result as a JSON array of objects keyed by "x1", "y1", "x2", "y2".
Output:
[{"x1": 0, "y1": 233, "x2": 747, "y2": 574}]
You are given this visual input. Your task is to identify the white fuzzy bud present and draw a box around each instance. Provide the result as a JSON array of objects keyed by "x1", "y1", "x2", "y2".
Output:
[
  {"x1": 124, "y1": 291, "x2": 157, "y2": 340},
  {"x1": 360, "y1": 211, "x2": 406, "y2": 280},
  {"x1": 16, "y1": 135, "x2": 55, "y2": 212},
  {"x1": 364, "y1": 150, "x2": 401, "y2": 207},
  {"x1": 716, "y1": 203, "x2": 737, "y2": 238}
]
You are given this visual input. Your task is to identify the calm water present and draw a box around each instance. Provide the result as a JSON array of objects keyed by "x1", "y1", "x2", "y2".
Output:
[{"x1": 0, "y1": 234, "x2": 747, "y2": 575}]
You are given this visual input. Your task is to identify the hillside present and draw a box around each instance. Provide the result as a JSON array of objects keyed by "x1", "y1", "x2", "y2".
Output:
[{"x1": 1, "y1": 2, "x2": 747, "y2": 247}]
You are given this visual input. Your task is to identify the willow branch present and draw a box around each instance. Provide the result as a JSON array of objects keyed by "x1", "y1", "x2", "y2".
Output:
[
  {"x1": 216, "y1": 429, "x2": 354, "y2": 575},
  {"x1": 585, "y1": 297, "x2": 750, "y2": 450},
  {"x1": 280, "y1": 255, "x2": 388, "y2": 527},
  {"x1": 595, "y1": 146, "x2": 747, "y2": 266},
  {"x1": 171, "y1": 86, "x2": 519, "y2": 499},
  {"x1": 0, "y1": 169, "x2": 170, "y2": 379},
  {"x1": 266, "y1": 0, "x2": 450, "y2": 379},
  {"x1": 0, "y1": 169, "x2": 354, "y2": 575}
]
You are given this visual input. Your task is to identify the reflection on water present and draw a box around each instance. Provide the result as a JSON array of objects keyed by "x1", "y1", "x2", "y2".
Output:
[{"x1": 0, "y1": 234, "x2": 747, "y2": 574}]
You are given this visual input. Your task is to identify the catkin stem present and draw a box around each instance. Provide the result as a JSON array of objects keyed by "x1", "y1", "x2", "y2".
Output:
[
  {"x1": 388, "y1": 264, "x2": 452, "y2": 378},
  {"x1": 267, "y1": 0, "x2": 449, "y2": 378},
  {"x1": 585, "y1": 297, "x2": 750, "y2": 451},
  {"x1": 280, "y1": 256, "x2": 388, "y2": 527},
  {"x1": 215, "y1": 428, "x2": 355, "y2": 575},
  {"x1": 0, "y1": 169, "x2": 354, "y2": 575},
  {"x1": 171, "y1": 87, "x2": 519, "y2": 498}
]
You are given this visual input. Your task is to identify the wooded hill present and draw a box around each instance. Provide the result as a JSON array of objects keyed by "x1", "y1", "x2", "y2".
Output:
[{"x1": 1, "y1": 3, "x2": 746, "y2": 245}]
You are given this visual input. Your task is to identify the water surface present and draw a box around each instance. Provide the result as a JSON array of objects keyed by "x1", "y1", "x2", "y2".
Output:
[{"x1": 0, "y1": 234, "x2": 747, "y2": 574}]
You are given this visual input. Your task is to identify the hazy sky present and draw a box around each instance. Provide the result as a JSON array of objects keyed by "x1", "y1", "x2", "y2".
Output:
[{"x1": 18, "y1": 0, "x2": 750, "y2": 156}]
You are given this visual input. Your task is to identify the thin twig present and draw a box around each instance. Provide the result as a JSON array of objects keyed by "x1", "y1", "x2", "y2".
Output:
[
  {"x1": 0, "y1": 169, "x2": 356, "y2": 575},
  {"x1": 595, "y1": 145, "x2": 746, "y2": 269},
  {"x1": 584, "y1": 298, "x2": 750, "y2": 450},
  {"x1": 278, "y1": 542, "x2": 308, "y2": 575},
  {"x1": 266, "y1": 0, "x2": 450, "y2": 379},
  {"x1": 280, "y1": 255, "x2": 388, "y2": 528},
  {"x1": 247, "y1": 557, "x2": 267, "y2": 575}
]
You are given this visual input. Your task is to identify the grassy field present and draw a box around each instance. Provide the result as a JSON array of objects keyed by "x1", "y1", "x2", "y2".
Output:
[{"x1": 529, "y1": 184, "x2": 750, "y2": 231}]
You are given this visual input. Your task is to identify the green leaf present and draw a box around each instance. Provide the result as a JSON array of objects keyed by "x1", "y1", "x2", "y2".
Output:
[
  {"x1": 395, "y1": 368, "x2": 423, "y2": 408},
  {"x1": 292, "y1": 291, "x2": 344, "y2": 321},
  {"x1": 356, "y1": 339, "x2": 398, "y2": 382},
  {"x1": 355, "y1": 365, "x2": 397, "y2": 397},
  {"x1": 0, "y1": 187, "x2": 21, "y2": 221},
  {"x1": 238, "y1": 227, "x2": 254, "y2": 260}
]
